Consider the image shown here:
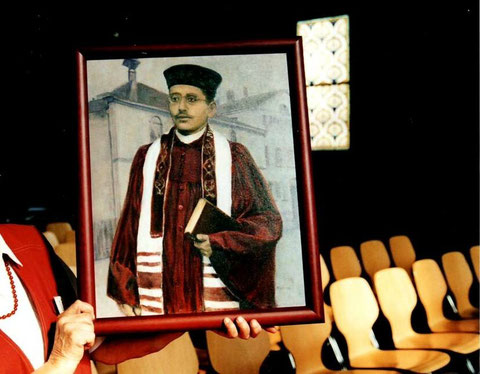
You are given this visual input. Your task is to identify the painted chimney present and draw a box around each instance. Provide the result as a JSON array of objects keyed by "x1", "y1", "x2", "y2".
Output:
[
  {"x1": 226, "y1": 89, "x2": 235, "y2": 102},
  {"x1": 122, "y1": 59, "x2": 140, "y2": 102}
]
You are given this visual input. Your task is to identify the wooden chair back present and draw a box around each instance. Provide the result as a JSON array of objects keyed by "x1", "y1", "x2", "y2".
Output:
[
  {"x1": 412, "y1": 259, "x2": 447, "y2": 328},
  {"x1": 374, "y1": 267, "x2": 417, "y2": 342},
  {"x1": 388, "y1": 235, "x2": 416, "y2": 277},
  {"x1": 413, "y1": 259, "x2": 479, "y2": 333},
  {"x1": 117, "y1": 332, "x2": 199, "y2": 374},
  {"x1": 359, "y1": 240, "x2": 391, "y2": 282},
  {"x1": 320, "y1": 253, "x2": 330, "y2": 289},
  {"x1": 206, "y1": 330, "x2": 270, "y2": 374},
  {"x1": 470, "y1": 245, "x2": 479, "y2": 281},
  {"x1": 330, "y1": 246, "x2": 362, "y2": 280},
  {"x1": 46, "y1": 222, "x2": 73, "y2": 243},
  {"x1": 441, "y1": 251, "x2": 479, "y2": 318},
  {"x1": 65, "y1": 229, "x2": 76, "y2": 243},
  {"x1": 320, "y1": 253, "x2": 334, "y2": 321},
  {"x1": 330, "y1": 277, "x2": 379, "y2": 359},
  {"x1": 280, "y1": 255, "x2": 333, "y2": 374},
  {"x1": 281, "y1": 319, "x2": 332, "y2": 373},
  {"x1": 375, "y1": 267, "x2": 480, "y2": 354},
  {"x1": 54, "y1": 242, "x2": 77, "y2": 275},
  {"x1": 42, "y1": 231, "x2": 59, "y2": 248}
]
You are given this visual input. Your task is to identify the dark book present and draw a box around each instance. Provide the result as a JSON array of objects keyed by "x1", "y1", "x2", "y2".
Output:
[{"x1": 184, "y1": 198, "x2": 240, "y2": 239}]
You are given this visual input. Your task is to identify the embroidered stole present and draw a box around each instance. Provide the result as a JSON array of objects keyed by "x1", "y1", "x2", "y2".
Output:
[{"x1": 136, "y1": 127, "x2": 239, "y2": 315}]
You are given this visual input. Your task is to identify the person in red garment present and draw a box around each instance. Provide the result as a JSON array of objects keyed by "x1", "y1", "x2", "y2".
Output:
[
  {"x1": 0, "y1": 224, "x2": 276, "y2": 373},
  {"x1": 107, "y1": 64, "x2": 283, "y2": 316}
]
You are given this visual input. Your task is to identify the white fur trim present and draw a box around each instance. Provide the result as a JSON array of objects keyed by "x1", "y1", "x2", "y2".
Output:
[
  {"x1": 137, "y1": 255, "x2": 163, "y2": 263},
  {"x1": 137, "y1": 138, "x2": 164, "y2": 313},
  {"x1": 204, "y1": 277, "x2": 228, "y2": 288},
  {"x1": 137, "y1": 138, "x2": 164, "y2": 254},
  {"x1": 213, "y1": 131, "x2": 232, "y2": 216},
  {"x1": 140, "y1": 299, "x2": 164, "y2": 309},
  {"x1": 205, "y1": 300, "x2": 240, "y2": 309},
  {"x1": 139, "y1": 288, "x2": 163, "y2": 298},
  {"x1": 137, "y1": 265, "x2": 162, "y2": 273},
  {"x1": 203, "y1": 265, "x2": 216, "y2": 274}
]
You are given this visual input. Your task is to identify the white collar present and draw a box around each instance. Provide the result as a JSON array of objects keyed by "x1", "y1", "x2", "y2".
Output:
[
  {"x1": 0, "y1": 234, "x2": 23, "y2": 266},
  {"x1": 175, "y1": 126, "x2": 207, "y2": 144}
]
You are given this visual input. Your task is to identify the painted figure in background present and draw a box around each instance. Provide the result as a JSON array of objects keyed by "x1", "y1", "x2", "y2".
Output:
[{"x1": 107, "y1": 64, "x2": 283, "y2": 316}]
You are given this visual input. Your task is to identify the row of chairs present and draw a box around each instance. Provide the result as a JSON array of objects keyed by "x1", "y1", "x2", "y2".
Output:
[
  {"x1": 280, "y1": 250, "x2": 479, "y2": 374},
  {"x1": 329, "y1": 236, "x2": 479, "y2": 319}
]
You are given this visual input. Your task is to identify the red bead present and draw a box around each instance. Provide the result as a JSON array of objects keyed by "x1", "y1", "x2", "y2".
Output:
[{"x1": 0, "y1": 261, "x2": 18, "y2": 320}]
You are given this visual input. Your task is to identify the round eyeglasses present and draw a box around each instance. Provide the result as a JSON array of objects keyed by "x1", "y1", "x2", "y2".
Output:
[{"x1": 168, "y1": 94, "x2": 208, "y2": 106}]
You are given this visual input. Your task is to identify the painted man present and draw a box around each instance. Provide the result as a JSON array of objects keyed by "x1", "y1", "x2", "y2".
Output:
[{"x1": 107, "y1": 64, "x2": 282, "y2": 316}]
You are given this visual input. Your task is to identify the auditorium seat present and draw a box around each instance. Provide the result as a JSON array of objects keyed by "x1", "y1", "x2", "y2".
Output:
[
  {"x1": 388, "y1": 235, "x2": 416, "y2": 278},
  {"x1": 374, "y1": 267, "x2": 479, "y2": 355},
  {"x1": 330, "y1": 277, "x2": 450, "y2": 373},
  {"x1": 330, "y1": 246, "x2": 362, "y2": 281},
  {"x1": 359, "y1": 240, "x2": 391, "y2": 283},
  {"x1": 412, "y1": 259, "x2": 479, "y2": 333},
  {"x1": 441, "y1": 251, "x2": 479, "y2": 319}
]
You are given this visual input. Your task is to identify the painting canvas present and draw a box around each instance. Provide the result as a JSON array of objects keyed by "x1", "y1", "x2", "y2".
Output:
[{"x1": 76, "y1": 39, "x2": 322, "y2": 334}]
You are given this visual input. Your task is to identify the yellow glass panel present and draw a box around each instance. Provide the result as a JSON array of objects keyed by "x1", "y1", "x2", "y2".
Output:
[
  {"x1": 297, "y1": 15, "x2": 350, "y2": 85},
  {"x1": 306, "y1": 85, "x2": 350, "y2": 150},
  {"x1": 298, "y1": 15, "x2": 350, "y2": 150}
]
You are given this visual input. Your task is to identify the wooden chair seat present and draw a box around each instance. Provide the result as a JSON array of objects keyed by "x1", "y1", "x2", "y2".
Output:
[
  {"x1": 330, "y1": 277, "x2": 450, "y2": 373},
  {"x1": 117, "y1": 332, "x2": 198, "y2": 374},
  {"x1": 359, "y1": 240, "x2": 391, "y2": 283},
  {"x1": 374, "y1": 267, "x2": 480, "y2": 355},
  {"x1": 347, "y1": 349, "x2": 450, "y2": 373},
  {"x1": 428, "y1": 318, "x2": 479, "y2": 334},
  {"x1": 388, "y1": 235, "x2": 416, "y2": 277},
  {"x1": 441, "y1": 251, "x2": 479, "y2": 319},
  {"x1": 330, "y1": 246, "x2": 362, "y2": 280},
  {"x1": 206, "y1": 329, "x2": 270, "y2": 374},
  {"x1": 393, "y1": 332, "x2": 480, "y2": 353}
]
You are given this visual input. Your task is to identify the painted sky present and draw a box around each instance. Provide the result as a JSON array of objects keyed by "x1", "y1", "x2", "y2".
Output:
[{"x1": 87, "y1": 53, "x2": 290, "y2": 104}]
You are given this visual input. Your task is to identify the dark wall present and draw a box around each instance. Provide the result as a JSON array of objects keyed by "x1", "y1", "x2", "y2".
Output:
[{"x1": 0, "y1": 3, "x2": 478, "y2": 261}]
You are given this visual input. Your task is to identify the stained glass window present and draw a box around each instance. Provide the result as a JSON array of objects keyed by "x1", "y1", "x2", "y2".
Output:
[{"x1": 297, "y1": 15, "x2": 350, "y2": 150}]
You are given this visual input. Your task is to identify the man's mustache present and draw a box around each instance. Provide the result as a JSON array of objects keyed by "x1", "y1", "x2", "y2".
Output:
[{"x1": 174, "y1": 113, "x2": 192, "y2": 120}]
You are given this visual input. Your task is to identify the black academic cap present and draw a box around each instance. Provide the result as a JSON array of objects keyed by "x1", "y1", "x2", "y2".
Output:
[{"x1": 163, "y1": 64, "x2": 222, "y2": 100}]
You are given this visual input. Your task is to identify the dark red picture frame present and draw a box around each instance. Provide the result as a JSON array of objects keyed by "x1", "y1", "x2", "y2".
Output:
[{"x1": 76, "y1": 38, "x2": 323, "y2": 335}]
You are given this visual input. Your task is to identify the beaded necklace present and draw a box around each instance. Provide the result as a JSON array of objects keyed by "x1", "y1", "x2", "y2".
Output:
[{"x1": 0, "y1": 260, "x2": 18, "y2": 319}]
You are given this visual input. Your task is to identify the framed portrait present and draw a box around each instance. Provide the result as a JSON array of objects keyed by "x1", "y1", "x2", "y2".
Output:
[{"x1": 76, "y1": 38, "x2": 323, "y2": 334}]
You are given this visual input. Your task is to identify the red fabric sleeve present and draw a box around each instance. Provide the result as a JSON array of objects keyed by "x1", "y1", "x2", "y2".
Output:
[
  {"x1": 208, "y1": 142, "x2": 282, "y2": 254},
  {"x1": 208, "y1": 143, "x2": 282, "y2": 308}
]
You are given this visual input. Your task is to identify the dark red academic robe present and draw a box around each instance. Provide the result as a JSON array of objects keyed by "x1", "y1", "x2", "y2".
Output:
[{"x1": 108, "y1": 129, "x2": 283, "y2": 313}]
